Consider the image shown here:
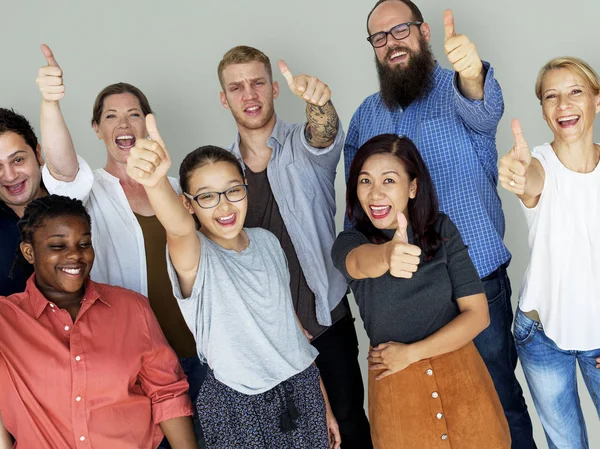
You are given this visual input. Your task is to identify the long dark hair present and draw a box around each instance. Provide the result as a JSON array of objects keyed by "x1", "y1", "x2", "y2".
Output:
[{"x1": 346, "y1": 134, "x2": 441, "y2": 258}]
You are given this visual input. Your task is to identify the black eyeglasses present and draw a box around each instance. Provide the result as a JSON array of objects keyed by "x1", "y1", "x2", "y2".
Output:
[
  {"x1": 367, "y1": 21, "x2": 422, "y2": 48},
  {"x1": 184, "y1": 184, "x2": 248, "y2": 209}
]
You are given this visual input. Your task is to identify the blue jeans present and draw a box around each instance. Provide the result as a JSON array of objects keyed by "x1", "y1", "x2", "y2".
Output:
[
  {"x1": 514, "y1": 308, "x2": 600, "y2": 449},
  {"x1": 158, "y1": 355, "x2": 207, "y2": 449},
  {"x1": 473, "y1": 265, "x2": 536, "y2": 449}
]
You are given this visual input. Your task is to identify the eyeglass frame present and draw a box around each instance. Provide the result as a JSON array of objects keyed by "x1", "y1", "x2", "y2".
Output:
[
  {"x1": 366, "y1": 21, "x2": 423, "y2": 48},
  {"x1": 183, "y1": 184, "x2": 249, "y2": 209}
]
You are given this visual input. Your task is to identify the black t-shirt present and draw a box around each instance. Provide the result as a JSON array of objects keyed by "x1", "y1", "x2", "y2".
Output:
[
  {"x1": 0, "y1": 202, "x2": 32, "y2": 296},
  {"x1": 244, "y1": 167, "x2": 348, "y2": 339},
  {"x1": 331, "y1": 213, "x2": 483, "y2": 346}
]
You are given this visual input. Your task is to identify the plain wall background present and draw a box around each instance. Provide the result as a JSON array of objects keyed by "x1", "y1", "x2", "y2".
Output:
[{"x1": 2, "y1": 0, "x2": 599, "y2": 446}]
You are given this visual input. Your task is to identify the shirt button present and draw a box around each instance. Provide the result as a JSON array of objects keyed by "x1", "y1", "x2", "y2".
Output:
[
  {"x1": 49, "y1": 304, "x2": 55, "y2": 308},
  {"x1": 441, "y1": 434, "x2": 448, "y2": 440},
  {"x1": 76, "y1": 396, "x2": 81, "y2": 402},
  {"x1": 426, "y1": 368, "x2": 433, "y2": 376},
  {"x1": 437, "y1": 412, "x2": 443, "y2": 419},
  {"x1": 64, "y1": 326, "x2": 70, "y2": 331},
  {"x1": 80, "y1": 436, "x2": 86, "y2": 441},
  {"x1": 432, "y1": 391, "x2": 439, "y2": 398},
  {"x1": 75, "y1": 356, "x2": 81, "y2": 361}
]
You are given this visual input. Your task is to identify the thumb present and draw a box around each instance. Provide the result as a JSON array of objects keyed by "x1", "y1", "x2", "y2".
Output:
[
  {"x1": 145, "y1": 114, "x2": 167, "y2": 157},
  {"x1": 443, "y1": 9, "x2": 455, "y2": 40},
  {"x1": 41, "y1": 44, "x2": 60, "y2": 68},
  {"x1": 277, "y1": 60, "x2": 294, "y2": 86},
  {"x1": 511, "y1": 118, "x2": 530, "y2": 162},
  {"x1": 394, "y1": 211, "x2": 408, "y2": 243}
]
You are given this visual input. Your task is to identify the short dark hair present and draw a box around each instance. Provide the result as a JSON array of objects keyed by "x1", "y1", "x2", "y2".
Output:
[
  {"x1": 367, "y1": 0, "x2": 425, "y2": 34},
  {"x1": 179, "y1": 145, "x2": 244, "y2": 194},
  {"x1": 0, "y1": 108, "x2": 38, "y2": 153},
  {"x1": 346, "y1": 134, "x2": 441, "y2": 259},
  {"x1": 91, "y1": 82, "x2": 153, "y2": 126}
]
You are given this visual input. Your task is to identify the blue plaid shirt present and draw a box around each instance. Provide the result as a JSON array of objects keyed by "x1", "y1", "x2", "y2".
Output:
[{"x1": 343, "y1": 62, "x2": 510, "y2": 278}]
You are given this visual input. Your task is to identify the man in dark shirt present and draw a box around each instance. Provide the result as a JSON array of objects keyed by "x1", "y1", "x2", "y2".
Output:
[{"x1": 0, "y1": 108, "x2": 46, "y2": 296}]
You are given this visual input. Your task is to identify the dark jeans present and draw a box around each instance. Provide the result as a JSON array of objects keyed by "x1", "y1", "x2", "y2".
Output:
[
  {"x1": 312, "y1": 314, "x2": 373, "y2": 449},
  {"x1": 158, "y1": 355, "x2": 207, "y2": 449},
  {"x1": 473, "y1": 264, "x2": 537, "y2": 449}
]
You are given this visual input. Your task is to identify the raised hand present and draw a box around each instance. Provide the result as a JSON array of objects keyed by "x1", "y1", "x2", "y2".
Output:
[
  {"x1": 37, "y1": 44, "x2": 65, "y2": 102},
  {"x1": 278, "y1": 60, "x2": 331, "y2": 106},
  {"x1": 499, "y1": 119, "x2": 532, "y2": 195},
  {"x1": 443, "y1": 10, "x2": 483, "y2": 81},
  {"x1": 387, "y1": 212, "x2": 421, "y2": 278},
  {"x1": 126, "y1": 114, "x2": 171, "y2": 187}
]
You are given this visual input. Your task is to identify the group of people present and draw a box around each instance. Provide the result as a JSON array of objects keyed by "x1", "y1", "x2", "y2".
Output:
[{"x1": 0, "y1": 0, "x2": 598, "y2": 448}]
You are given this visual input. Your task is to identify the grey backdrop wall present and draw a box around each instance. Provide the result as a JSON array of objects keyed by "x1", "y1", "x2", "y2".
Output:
[{"x1": 3, "y1": 0, "x2": 599, "y2": 446}]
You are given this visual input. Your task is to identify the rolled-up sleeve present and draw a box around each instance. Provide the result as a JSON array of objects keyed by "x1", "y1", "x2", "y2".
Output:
[
  {"x1": 295, "y1": 121, "x2": 345, "y2": 171},
  {"x1": 138, "y1": 297, "x2": 193, "y2": 424},
  {"x1": 42, "y1": 154, "x2": 95, "y2": 203}
]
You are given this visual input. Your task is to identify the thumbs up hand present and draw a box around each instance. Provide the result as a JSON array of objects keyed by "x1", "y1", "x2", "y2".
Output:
[
  {"x1": 387, "y1": 212, "x2": 422, "y2": 278},
  {"x1": 126, "y1": 114, "x2": 172, "y2": 188},
  {"x1": 36, "y1": 44, "x2": 65, "y2": 102},
  {"x1": 278, "y1": 60, "x2": 331, "y2": 106},
  {"x1": 443, "y1": 10, "x2": 483, "y2": 82},
  {"x1": 499, "y1": 119, "x2": 532, "y2": 195}
]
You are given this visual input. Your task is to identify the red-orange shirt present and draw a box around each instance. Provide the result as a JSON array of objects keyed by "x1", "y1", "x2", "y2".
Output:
[{"x1": 0, "y1": 276, "x2": 193, "y2": 449}]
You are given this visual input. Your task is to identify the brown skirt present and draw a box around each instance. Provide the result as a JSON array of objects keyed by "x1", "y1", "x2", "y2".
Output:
[{"x1": 368, "y1": 341, "x2": 511, "y2": 449}]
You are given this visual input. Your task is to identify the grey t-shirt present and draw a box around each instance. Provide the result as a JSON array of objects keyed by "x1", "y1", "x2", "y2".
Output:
[
  {"x1": 167, "y1": 227, "x2": 318, "y2": 395},
  {"x1": 332, "y1": 213, "x2": 484, "y2": 346}
]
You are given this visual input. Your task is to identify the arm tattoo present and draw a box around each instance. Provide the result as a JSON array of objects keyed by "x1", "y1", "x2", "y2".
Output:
[{"x1": 304, "y1": 101, "x2": 339, "y2": 148}]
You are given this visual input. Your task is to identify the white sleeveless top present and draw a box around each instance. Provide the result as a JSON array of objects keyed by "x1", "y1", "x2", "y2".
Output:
[{"x1": 519, "y1": 143, "x2": 600, "y2": 350}]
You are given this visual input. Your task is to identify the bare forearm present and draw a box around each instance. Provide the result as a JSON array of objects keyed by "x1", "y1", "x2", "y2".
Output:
[
  {"x1": 159, "y1": 416, "x2": 198, "y2": 449},
  {"x1": 40, "y1": 100, "x2": 78, "y2": 181},
  {"x1": 346, "y1": 243, "x2": 389, "y2": 279},
  {"x1": 145, "y1": 177, "x2": 196, "y2": 237},
  {"x1": 517, "y1": 159, "x2": 544, "y2": 208},
  {"x1": 305, "y1": 101, "x2": 339, "y2": 148},
  {"x1": 457, "y1": 72, "x2": 484, "y2": 101},
  {"x1": 410, "y1": 297, "x2": 489, "y2": 361}
]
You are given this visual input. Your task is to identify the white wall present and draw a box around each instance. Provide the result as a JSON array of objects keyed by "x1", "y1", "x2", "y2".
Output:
[{"x1": 2, "y1": 0, "x2": 599, "y2": 446}]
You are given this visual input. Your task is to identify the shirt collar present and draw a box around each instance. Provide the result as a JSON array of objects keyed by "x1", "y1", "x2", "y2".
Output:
[
  {"x1": 231, "y1": 116, "x2": 285, "y2": 160},
  {"x1": 0, "y1": 201, "x2": 19, "y2": 220},
  {"x1": 26, "y1": 275, "x2": 109, "y2": 319}
]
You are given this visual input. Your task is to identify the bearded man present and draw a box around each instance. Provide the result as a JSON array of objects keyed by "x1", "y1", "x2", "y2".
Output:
[{"x1": 343, "y1": 2, "x2": 537, "y2": 448}]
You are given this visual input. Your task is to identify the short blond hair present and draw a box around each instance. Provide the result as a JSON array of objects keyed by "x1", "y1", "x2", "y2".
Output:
[
  {"x1": 217, "y1": 46, "x2": 272, "y2": 90},
  {"x1": 535, "y1": 56, "x2": 600, "y2": 102}
]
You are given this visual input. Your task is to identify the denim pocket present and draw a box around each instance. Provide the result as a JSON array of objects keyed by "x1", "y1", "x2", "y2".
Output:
[
  {"x1": 513, "y1": 309, "x2": 538, "y2": 346},
  {"x1": 482, "y1": 274, "x2": 504, "y2": 306}
]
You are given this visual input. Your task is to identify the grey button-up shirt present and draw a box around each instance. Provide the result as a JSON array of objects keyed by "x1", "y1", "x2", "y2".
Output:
[{"x1": 229, "y1": 117, "x2": 347, "y2": 326}]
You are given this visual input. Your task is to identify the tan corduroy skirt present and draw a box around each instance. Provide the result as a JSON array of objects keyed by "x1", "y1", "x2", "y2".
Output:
[{"x1": 368, "y1": 342, "x2": 511, "y2": 449}]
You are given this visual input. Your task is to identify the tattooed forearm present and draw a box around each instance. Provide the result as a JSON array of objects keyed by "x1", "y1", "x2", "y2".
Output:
[{"x1": 304, "y1": 101, "x2": 339, "y2": 148}]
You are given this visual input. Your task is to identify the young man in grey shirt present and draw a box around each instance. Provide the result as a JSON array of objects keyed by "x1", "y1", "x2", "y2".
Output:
[{"x1": 218, "y1": 45, "x2": 373, "y2": 448}]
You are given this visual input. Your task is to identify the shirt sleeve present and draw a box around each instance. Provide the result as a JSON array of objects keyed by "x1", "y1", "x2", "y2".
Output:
[
  {"x1": 331, "y1": 228, "x2": 370, "y2": 281},
  {"x1": 343, "y1": 111, "x2": 361, "y2": 230},
  {"x1": 452, "y1": 61, "x2": 504, "y2": 138},
  {"x1": 137, "y1": 294, "x2": 193, "y2": 424},
  {"x1": 292, "y1": 121, "x2": 344, "y2": 172},
  {"x1": 41, "y1": 154, "x2": 94, "y2": 204},
  {"x1": 442, "y1": 215, "x2": 485, "y2": 300}
]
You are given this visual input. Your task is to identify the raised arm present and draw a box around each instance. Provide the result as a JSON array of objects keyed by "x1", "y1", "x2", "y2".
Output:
[
  {"x1": 499, "y1": 119, "x2": 545, "y2": 208},
  {"x1": 36, "y1": 44, "x2": 78, "y2": 181},
  {"x1": 345, "y1": 213, "x2": 421, "y2": 279},
  {"x1": 126, "y1": 115, "x2": 200, "y2": 297},
  {"x1": 278, "y1": 60, "x2": 339, "y2": 148}
]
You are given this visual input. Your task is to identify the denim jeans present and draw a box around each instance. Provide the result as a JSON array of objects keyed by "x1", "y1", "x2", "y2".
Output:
[
  {"x1": 473, "y1": 265, "x2": 537, "y2": 449},
  {"x1": 158, "y1": 355, "x2": 207, "y2": 449},
  {"x1": 514, "y1": 308, "x2": 600, "y2": 449}
]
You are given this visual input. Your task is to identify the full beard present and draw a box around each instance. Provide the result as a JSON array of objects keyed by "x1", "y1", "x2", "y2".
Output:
[{"x1": 376, "y1": 37, "x2": 435, "y2": 110}]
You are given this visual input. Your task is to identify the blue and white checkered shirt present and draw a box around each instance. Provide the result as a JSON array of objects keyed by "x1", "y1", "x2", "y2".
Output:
[{"x1": 343, "y1": 62, "x2": 511, "y2": 278}]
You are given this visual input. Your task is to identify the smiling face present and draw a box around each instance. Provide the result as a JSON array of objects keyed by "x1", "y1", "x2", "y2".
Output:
[
  {"x1": 0, "y1": 132, "x2": 44, "y2": 215},
  {"x1": 368, "y1": 0, "x2": 430, "y2": 69},
  {"x1": 21, "y1": 214, "x2": 94, "y2": 297},
  {"x1": 183, "y1": 160, "x2": 247, "y2": 248},
  {"x1": 92, "y1": 93, "x2": 147, "y2": 166},
  {"x1": 357, "y1": 153, "x2": 417, "y2": 230},
  {"x1": 541, "y1": 68, "x2": 600, "y2": 143},
  {"x1": 219, "y1": 61, "x2": 279, "y2": 131}
]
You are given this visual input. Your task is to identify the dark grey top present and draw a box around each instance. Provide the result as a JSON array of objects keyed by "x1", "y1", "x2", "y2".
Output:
[
  {"x1": 245, "y1": 167, "x2": 348, "y2": 339},
  {"x1": 332, "y1": 213, "x2": 483, "y2": 346}
]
